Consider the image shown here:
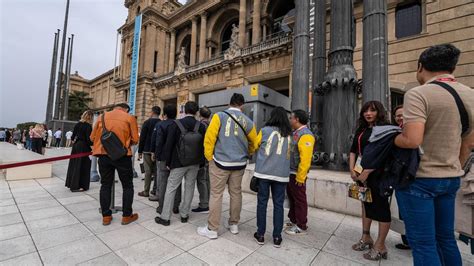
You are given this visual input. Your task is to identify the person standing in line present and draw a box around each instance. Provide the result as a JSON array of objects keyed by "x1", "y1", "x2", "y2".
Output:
[
  {"x1": 391, "y1": 105, "x2": 411, "y2": 251},
  {"x1": 30, "y1": 124, "x2": 45, "y2": 154},
  {"x1": 394, "y1": 44, "x2": 474, "y2": 266},
  {"x1": 197, "y1": 93, "x2": 258, "y2": 239},
  {"x1": 155, "y1": 101, "x2": 206, "y2": 226},
  {"x1": 149, "y1": 105, "x2": 182, "y2": 214},
  {"x1": 5, "y1": 129, "x2": 12, "y2": 143},
  {"x1": 65, "y1": 130, "x2": 74, "y2": 148},
  {"x1": 47, "y1": 128, "x2": 53, "y2": 147},
  {"x1": 66, "y1": 111, "x2": 93, "y2": 192},
  {"x1": 12, "y1": 128, "x2": 21, "y2": 144},
  {"x1": 253, "y1": 107, "x2": 292, "y2": 248},
  {"x1": 26, "y1": 126, "x2": 33, "y2": 150},
  {"x1": 0, "y1": 128, "x2": 5, "y2": 142},
  {"x1": 54, "y1": 128, "x2": 62, "y2": 148},
  {"x1": 90, "y1": 103, "x2": 140, "y2": 226},
  {"x1": 350, "y1": 101, "x2": 392, "y2": 261},
  {"x1": 41, "y1": 125, "x2": 49, "y2": 154},
  {"x1": 138, "y1": 106, "x2": 162, "y2": 197},
  {"x1": 192, "y1": 106, "x2": 212, "y2": 213},
  {"x1": 284, "y1": 110, "x2": 315, "y2": 236}
]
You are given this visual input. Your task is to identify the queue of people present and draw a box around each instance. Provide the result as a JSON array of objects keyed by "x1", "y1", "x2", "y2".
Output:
[{"x1": 55, "y1": 43, "x2": 474, "y2": 265}]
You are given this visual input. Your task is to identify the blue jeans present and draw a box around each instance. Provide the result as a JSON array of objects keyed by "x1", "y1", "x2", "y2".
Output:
[
  {"x1": 396, "y1": 178, "x2": 461, "y2": 266},
  {"x1": 256, "y1": 179, "x2": 286, "y2": 238}
]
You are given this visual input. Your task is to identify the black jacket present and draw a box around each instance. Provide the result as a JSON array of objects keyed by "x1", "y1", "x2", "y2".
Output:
[
  {"x1": 151, "y1": 119, "x2": 173, "y2": 161},
  {"x1": 162, "y1": 116, "x2": 206, "y2": 169},
  {"x1": 361, "y1": 132, "x2": 420, "y2": 197},
  {"x1": 138, "y1": 118, "x2": 161, "y2": 153}
]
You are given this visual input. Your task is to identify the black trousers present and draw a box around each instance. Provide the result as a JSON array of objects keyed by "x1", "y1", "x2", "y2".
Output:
[{"x1": 98, "y1": 155, "x2": 134, "y2": 217}]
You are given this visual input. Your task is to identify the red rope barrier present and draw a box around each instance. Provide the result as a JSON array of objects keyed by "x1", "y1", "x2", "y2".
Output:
[{"x1": 0, "y1": 152, "x2": 92, "y2": 170}]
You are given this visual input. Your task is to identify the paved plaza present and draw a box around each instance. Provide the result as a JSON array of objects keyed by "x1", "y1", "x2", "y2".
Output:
[{"x1": 0, "y1": 149, "x2": 473, "y2": 265}]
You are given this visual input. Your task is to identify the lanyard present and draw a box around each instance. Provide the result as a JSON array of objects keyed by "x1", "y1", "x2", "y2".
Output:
[
  {"x1": 436, "y1": 77, "x2": 456, "y2": 82},
  {"x1": 293, "y1": 126, "x2": 306, "y2": 141},
  {"x1": 358, "y1": 129, "x2": 366, "y2": 156}
]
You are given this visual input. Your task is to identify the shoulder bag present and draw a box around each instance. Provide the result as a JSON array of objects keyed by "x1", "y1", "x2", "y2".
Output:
[{"x1": 100, "y1": 114, "x2": 127, "y2": 161}]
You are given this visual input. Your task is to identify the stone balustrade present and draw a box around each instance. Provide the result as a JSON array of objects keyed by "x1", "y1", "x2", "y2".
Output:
[{"x1": 153, "y1": 32, "x2": 292, "y2": 85}]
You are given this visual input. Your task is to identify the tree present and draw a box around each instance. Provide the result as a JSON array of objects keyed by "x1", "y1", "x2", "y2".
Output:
[
  {"x1": 16, "y1": 122, "x2": 37, "y2": 131},
  {"x1": 68, "y1": 91, "x2": 92, "y2": 121}
]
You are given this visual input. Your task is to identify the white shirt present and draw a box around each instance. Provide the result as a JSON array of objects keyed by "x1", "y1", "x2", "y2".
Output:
[
  {"x1": 48, "y1": 130, "x2": 53, "y2": 137},
  {"x1": 65, "y1": 131, "x2": 73, "y2": 140},
  {"x1": 54, "y1": 130, "x2": 62, "y2": 139}
]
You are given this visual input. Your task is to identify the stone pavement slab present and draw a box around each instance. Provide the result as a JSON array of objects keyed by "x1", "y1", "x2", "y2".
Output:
[{"x1": 0, "y1": 148, "x2": 472, "y2": 265}]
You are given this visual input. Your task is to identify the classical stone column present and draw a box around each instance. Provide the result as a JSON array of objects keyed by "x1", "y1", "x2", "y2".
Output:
[
  {"x1": 238, "y1": 0, "x2": 246, "y2": 47},
  {"x1": 290, "y1": 0, "x2": 310, "y2": 111},
  {"x1": 190, "y1": 17, "x2": 198, "y2": 65},
  {"x1": 168, "y1": 29, "x2": 176, "y2": 72},
  {"x1": 199, "y1": 12, "x2": 207, "y2": 63},
  {"x1": 252, "y1": 0, "x2": 261, "y2": 44},
  {"x1": 363, "y1": 0, "x2": 389, "y2": 108},
  {"x1": 144, "y1": 24, "x2": 157, "y2": 73}
]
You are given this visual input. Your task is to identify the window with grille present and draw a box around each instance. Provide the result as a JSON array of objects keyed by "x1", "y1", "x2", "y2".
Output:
[{"x1": 395, "y1": 1, "x2": 422, "y2": 39}]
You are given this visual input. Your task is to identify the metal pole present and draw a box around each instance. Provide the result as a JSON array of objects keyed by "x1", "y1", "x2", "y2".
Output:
[
  {"x1": 311, "y1": 0, "x2": 326, "y2": 149},
  {"x1": 291, "y1": 0, "x2": 310, "y2": 111},
  {"x1": 362, "y1": 0, "x2": 389, "y2": 108},
  {"x1": 113, "y1": 31, "x2": 119, "y2": 80},
  {"x1": 320, "y1": 0, "x2": 358, "y2": 171},
  {"x1": 63, "y1": 34, "x2": 74, "y2": 121},
  {"x1": 54, "y1": 0, "x2": 70, "y2": 120},
  {"x1": 46, "y1": 30, "x2": 60, "y2": 122}
]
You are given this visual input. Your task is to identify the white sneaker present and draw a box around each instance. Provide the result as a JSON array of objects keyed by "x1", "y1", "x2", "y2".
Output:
[
  {"x1": 229, "y1": 224, "x2": 239, "y2": 234},
  {"x1": 197, "y1": 225, "x2": 218, "y2": 239},
  {"x1": 285, "y1": 225, "x2": 307, "y2": 235}
]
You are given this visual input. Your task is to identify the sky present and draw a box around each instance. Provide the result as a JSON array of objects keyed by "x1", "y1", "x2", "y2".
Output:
[{"x1": 0, "y1": 0, "x2": 185, "y2": 128}]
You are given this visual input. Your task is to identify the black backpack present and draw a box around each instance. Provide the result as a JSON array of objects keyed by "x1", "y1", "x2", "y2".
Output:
[
  {"x1": 175, "y1": 120, "x2": 204, "y2": 166},
  {"x1": 100, "y1": 114, "x2": 127, "y2": 161}
]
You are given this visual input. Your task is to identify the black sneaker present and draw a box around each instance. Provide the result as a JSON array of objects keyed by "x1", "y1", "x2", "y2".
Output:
[
  {"x1": 273, "y1": 237, "x2": 282, "y2": 248},
  {"x1": 173, "y1": 207, "x2": 179, "y2": 214},
  {"x1": 181, "y1": 216, "x2": 189, "y2": 223},
  {"x1": 192, "y1": 207, "x2": 209, "y2": 213},
  {"x1": 154, "y1": 217, "x2": 170, "y2": 226},
  {"x1": 254, "y1": 233, "x2": 264, "y2": 245}
]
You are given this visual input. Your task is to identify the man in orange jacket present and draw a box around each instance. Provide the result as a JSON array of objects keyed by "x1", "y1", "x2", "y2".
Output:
[{"x1": 90, "y1": 103, "x2": 140, "y2": 226}]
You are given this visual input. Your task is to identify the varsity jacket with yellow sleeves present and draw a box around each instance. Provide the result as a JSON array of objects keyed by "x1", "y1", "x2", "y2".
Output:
[
  {"x1": 204, "y1": 107, "x2": 259, "y2": 170},
  {"x1": 290, "y1": 126, "x2": 315, "y2": 184}
]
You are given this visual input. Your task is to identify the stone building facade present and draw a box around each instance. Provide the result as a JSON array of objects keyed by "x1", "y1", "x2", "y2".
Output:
[{"x1": 71, "y1": 0, "x2": 474, "y2": 126}]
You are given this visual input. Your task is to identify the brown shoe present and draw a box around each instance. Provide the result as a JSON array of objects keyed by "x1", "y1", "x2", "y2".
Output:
[
  {"x1": 102, "y1": 216, "x2": 113, "y2": 226},
  {"x1": 138, "y1": 191, "x2": 149, "y2": 197},
  {"x1": 122, "y1": 213, "x2": 139, "y2": 225}
]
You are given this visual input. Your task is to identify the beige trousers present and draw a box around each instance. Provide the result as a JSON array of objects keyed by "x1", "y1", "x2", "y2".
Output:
[{"x1": 208, "y1": 160, "x2": 245, "y2": 231}]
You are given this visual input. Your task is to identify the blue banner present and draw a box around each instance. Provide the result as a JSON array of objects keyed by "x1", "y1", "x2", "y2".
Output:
[{"x1": 128, "y1": 14, "x2": 142, "y2": 115}]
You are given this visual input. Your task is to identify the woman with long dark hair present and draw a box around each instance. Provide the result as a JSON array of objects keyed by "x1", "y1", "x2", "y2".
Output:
[
  {"x1": 65, "y1": 110, "x2": 94, "y2": 192},
  {"x1": 253, "y1": 107, "x2": 292, "y2": 248},
  {"x1": 349, "y1": 101, "x2": 392, "y2": 261}
]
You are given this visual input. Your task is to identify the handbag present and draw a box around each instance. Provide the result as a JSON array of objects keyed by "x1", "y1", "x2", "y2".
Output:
[
  {"x1": 250, "y1": 176, "x2": 259, "y2": 192},
  {"x1": 348, "y1": 183, "x2": 373, "y2": 203},
  {"x1": 100, "y1": 114, "x2": 127, "y2": 161}
]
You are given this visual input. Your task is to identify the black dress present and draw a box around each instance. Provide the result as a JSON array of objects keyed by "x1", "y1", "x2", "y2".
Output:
[
  {"x1": 65, "y1": 122, "x2": 93, "y2": 191},
  {"x1": 350, "y1": 127, "x2": 391, "y2": 223}
]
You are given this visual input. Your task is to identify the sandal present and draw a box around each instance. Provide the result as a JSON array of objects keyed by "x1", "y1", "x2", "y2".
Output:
[
  {"x1": 352, "y1": 239, "x2": 374, "y2": 251},
  {"x1": 363, "y1": 248, "x2": 388, "y2": 261}
]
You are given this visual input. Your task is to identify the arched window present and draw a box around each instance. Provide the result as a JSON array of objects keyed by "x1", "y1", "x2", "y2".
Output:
[
  {"x1": 221, "y1": 19, "x2": 239, "y2": 52},
  {"x1": 136, "y1": 6, "x2": 141, "y2": 15},
  {"x1": 267, "y1": 0, "x2": 295, "y2": 35}
]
